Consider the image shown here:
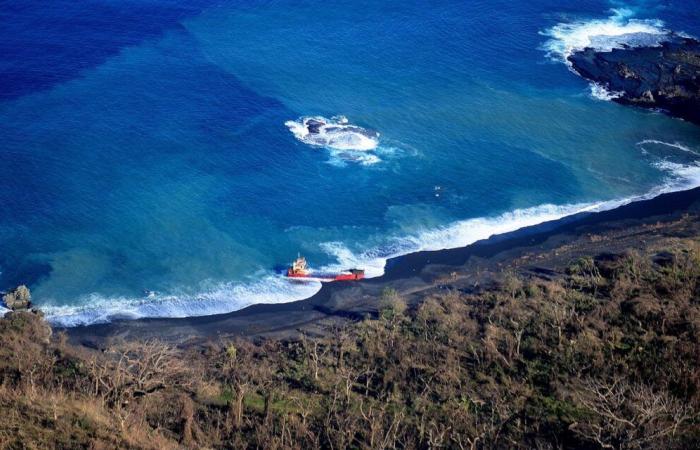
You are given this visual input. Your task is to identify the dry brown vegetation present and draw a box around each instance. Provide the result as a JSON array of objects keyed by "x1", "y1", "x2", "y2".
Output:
[{"x1": 1, "y1": 243, "x2": 700, "y2": 449}]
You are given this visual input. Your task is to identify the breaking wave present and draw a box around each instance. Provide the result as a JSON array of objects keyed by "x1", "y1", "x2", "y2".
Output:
[
  {"x1": 542, "y1": 8, "x2": 670, "y2": 63},
  {"x1": 44, "y1": 275, "x2": 321, "y2": 327},
  {"x1": 589, "y1": 82, "x2": 624, "y2": 101},
  {"x1": 285, "y1": 115, "x2": 379, "y2": 152}
]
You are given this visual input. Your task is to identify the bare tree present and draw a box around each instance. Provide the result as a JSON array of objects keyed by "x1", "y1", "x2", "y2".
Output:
[{"x1": 570, "y1": 377, "x2": 694, "y2": 449}]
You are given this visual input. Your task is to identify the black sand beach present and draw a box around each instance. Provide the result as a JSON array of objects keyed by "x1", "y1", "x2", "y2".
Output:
[{"x1": 65, "y1": 186, "x2": 700, "y2": 348}]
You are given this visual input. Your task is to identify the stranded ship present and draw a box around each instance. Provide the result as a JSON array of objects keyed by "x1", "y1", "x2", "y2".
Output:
[{"x1": 286, "y1": 255, "x2": 365, "y2": 282}]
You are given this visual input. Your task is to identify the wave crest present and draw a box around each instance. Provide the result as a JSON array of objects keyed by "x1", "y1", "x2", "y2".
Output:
[{"x1": 542, "y1": 8, "x2": 669, "y2": 62}]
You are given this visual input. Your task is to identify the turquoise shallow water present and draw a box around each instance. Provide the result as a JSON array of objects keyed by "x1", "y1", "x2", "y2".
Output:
[{"x1": 1, "y1": 0, "x2": 700, "y2": 325}]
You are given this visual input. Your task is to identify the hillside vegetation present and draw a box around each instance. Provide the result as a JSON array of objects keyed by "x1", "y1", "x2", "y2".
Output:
[{"x1": 1, "y1": 242, "x2": 700, "y2": 449}]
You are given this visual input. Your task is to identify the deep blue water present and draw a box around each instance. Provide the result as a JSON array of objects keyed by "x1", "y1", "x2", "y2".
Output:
[{"x1": 2, "y1": 0, "x2": 700, "y2": 325}]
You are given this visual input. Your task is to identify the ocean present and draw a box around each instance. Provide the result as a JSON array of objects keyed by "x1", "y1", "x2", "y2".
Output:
[{"x1": 1, "y1": 0, "x2": 700, "y2": 326}]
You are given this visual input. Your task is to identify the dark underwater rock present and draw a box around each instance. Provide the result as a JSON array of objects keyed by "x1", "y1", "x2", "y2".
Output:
[{"x1": 568, "y1": 37, "x2": 700, "y2": 125}]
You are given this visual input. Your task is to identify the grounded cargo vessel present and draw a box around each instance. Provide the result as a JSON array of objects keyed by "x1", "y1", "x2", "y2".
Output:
[{"x1": 286, "y1": 255, "x2": 365, "y2": 282}]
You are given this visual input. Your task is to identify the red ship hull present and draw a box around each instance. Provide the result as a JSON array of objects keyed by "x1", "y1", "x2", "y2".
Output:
[
  {"x1": 286, "y1": 270, "x2": 365, "y2": 281},
  {"x1": 286, "y1": 255, "x2": 364, "y2": 282}
]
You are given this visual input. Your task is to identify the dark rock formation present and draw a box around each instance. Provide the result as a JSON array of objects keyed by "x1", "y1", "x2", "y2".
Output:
[
  {"x1": 568, "y1": 37, "x2": 700, "y2": 125},
  {"x1": 3, "y1": 285, "x2": 32, "y2": 310},
  {"x1": 306, "y1": 119, "x2": 325, "y2": 134}
]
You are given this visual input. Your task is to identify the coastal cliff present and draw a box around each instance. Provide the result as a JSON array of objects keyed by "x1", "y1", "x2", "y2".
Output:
[{"x1": 568, "y1": 38, "x2": 700, "y2": 125}]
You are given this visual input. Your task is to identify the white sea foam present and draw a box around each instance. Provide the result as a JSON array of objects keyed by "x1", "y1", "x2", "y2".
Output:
[
  {"x1": 653, "y1": 161, "x2": 700, "y2": 189},
  {"x1": 637, "y1": 140, "x2": 700, "y2": 156},
  {"x1": 542, "y1": 8, "x2": 669, "y2": 62},
  {"x1": 44, "y1": 274, "x2": 320, "y2": 327},
  {"x1": 320, "y1": 242, "x2": 388, "y2": 278},
  {"x1": 326, "y1": 150, "x2": 382, "y2": 167},
  {"x1": 589, "y1": 82, "x2": 624, "y2": 101},
  {"x1": 42, "y1": 149, "x2": 700, "y2": 328},
  {"x1": 285, "y1": 115, "x2": 379, "y2": 152}
]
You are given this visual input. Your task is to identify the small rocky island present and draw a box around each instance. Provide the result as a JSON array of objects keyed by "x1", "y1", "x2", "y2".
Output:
[
  {"x1": 2, "y1": 285, "x2": 32, "y2": 310},
  {"x1": 568, "y1": 37, "x2": 700, "y2": 125}
]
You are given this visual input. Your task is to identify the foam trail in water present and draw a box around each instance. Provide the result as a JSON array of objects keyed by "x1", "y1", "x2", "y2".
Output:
[
  {"x1": 637, "y1": 140, "x2": 700, "y2": 156},
  {"x1": 542, "y1": 8, "x2": 668, "y2": 63},
  {"x1": 326, "y1": 149, "x2": 382, "y2": 167}
]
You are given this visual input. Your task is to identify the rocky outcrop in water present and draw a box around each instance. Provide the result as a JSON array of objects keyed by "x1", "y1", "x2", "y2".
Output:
[
  {"x1": 3, "y1": 285, "x2": 32, "y2": 310},
  {"x1": 568, "y1": 37, "x2": 700, "y2": 125}
]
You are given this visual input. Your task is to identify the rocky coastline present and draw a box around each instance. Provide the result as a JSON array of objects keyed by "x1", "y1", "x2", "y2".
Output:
[{"x1": 568, "y1": 37, "x2": 700, "y2": 125}]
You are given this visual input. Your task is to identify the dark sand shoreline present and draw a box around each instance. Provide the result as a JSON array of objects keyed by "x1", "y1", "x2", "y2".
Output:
[{"x1": 66, "y1": 186, "x2": 700, "y2": 348}]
